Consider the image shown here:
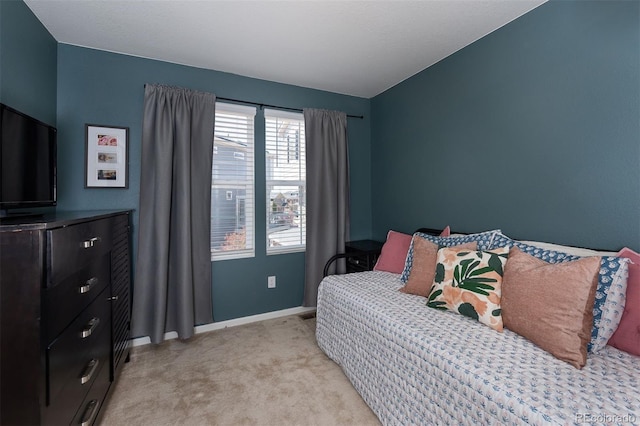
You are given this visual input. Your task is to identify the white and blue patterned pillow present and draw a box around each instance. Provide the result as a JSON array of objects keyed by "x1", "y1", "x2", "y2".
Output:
[
  {"x1": 489, "y1": 232, "x2": 629, "y2": 353},
  {"x1": 400, "y1": 230, "x2": 501, "y2": 284}
]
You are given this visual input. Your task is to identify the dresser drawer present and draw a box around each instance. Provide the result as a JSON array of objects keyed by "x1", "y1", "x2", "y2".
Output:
[
  {"x1": 346, "y1": 256, "x2": 371, "y2": 273},
  {"x1": 71, "y1": 361, "x2": 110, "y2": 426},
  {"x1": 47, "y1": 218, "x2": 114, "y2": 286},
  {"x1": 43, "y1": 254, "x2": 110, "y2": 342},
  {"x1": 46, "y1": 289, "x2": 111, "y2": 420}
]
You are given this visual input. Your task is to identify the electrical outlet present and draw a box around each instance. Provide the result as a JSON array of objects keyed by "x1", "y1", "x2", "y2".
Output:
[{"x1": 268, "y1": 275, "x2": 276, "y2": 288}]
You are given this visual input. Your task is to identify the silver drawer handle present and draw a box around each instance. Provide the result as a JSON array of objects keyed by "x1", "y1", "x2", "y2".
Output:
[
  {"x1": 79, "y1": 399, "x2": 99, "y2": 426},
  {"x1": 78, "y1": 277, "x2": 98, "y2": 294},
  {"x1": 81, "y1": 237, "x2": 101, "y2": 249},
  {"x1": 80, "y1": 359, "x2": 99, "y2": 385},
  {"x1": 81, "y1": 317, "x2": 100, "y2": 338}
]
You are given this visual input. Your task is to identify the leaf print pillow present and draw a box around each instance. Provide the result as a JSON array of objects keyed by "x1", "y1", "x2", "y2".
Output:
[{"x1": 427, "y1": 246, "x2": 510, "y2": 331}]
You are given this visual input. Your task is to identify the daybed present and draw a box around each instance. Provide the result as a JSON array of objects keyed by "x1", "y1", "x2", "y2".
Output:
[{"x1": 315, "y1": 230, "x2": 640, "y2": 425}]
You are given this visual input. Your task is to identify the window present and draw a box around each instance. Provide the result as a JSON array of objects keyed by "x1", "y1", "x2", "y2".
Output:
[
  {"x1": 265, "y1": 109, "x2": 306, "y2": 254},
  {"x1": 211, "y1": 103, "x2": 256, "y2": 260}
]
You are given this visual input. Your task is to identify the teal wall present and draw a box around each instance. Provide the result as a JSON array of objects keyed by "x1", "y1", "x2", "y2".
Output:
[
  {"x1": 0, "y1": 0, "x2": 57, "y2": 125},
  {"x1": 371, "y1": 0, "x2": 640, "y2": 251},
  {"x1": 56, "y1": 44, "x2": 371, "y2": 322}
]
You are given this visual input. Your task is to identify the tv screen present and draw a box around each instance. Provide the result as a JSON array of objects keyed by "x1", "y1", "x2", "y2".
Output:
[{"x1": 0, "y1": 103, "x2": 57, "y2": 209}]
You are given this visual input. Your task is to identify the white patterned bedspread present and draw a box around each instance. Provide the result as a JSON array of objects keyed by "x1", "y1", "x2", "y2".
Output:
[{"x1": 316, "y1": 271, "x2": 640, "y2": 426}]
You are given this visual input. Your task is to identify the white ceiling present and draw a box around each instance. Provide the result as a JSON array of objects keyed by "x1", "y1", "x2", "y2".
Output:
[{"x1": 24, "y1": 0, "x2": 547, "y2": 98}]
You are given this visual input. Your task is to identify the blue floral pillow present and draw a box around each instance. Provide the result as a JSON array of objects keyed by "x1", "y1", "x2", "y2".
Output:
[
  {"x1": 489, "y1": 233, "x2": 629, "y2": 353},
  {"x1": 400, "y1": 230, "x2": 501, "y2": 284}
]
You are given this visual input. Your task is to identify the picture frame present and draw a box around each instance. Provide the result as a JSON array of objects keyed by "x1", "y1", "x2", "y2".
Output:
[{"x1": 85, "y1": 124, "x2": 129, "y2": 188}]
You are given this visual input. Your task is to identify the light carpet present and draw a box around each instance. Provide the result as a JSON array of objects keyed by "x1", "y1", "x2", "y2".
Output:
[{"x1": 99, "y1": 314, "x2": 380, "y2": 426}]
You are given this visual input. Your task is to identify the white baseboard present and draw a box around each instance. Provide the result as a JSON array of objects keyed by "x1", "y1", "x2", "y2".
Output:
[{"x1": 130, "y1": 306, "x2": 317, "y2": 348}]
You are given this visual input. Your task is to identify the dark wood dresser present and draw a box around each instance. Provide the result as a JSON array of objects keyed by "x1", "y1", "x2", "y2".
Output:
[{"x1": 0, "y1": 210, "x2": 132, "y2": 425}]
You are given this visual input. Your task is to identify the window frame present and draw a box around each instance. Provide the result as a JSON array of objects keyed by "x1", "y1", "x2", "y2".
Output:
[
  {"x1": 211, "y1": 102, "x2": 256, "y2": 261},
  {"x1": 264, "y1": 108, "x2": 306, "y2": 255}
]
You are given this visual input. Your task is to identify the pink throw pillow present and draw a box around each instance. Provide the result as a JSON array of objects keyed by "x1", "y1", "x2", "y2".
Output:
[
  {"x1": 440, "y1": 226, "x2": 451, "y2": 237},
  {"x1": 373, "y1": 230, "x2": 413, "y2": 274},
  {"x1": 399, "y1": 239, "x2": 477, "y2": 297},
  {"x1": 502, "y1": 247, "x2": 600, "y2": 368},
  {"x1": 607, "y1": 247, "x2": 640, "y2": 356}
]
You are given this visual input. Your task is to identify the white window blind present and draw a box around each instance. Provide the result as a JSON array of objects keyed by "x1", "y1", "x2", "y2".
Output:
[
  {"x1": 265, "y1": 109, "x2": 306, "y2": 254},
  {"x1": 211, "y1": 103, "x2": 256, "y2": 260}
]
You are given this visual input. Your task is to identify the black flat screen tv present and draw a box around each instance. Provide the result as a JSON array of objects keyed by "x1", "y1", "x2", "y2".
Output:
[{"x1": 0, "y1": 103, "x2": 57, "y2": 211}]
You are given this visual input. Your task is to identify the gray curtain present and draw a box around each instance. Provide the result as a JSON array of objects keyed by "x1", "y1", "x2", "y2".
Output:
[
  {"x1": 303, "y1": 108, "x2": 350, "y2": 307},
  {"x1": 131, "y1": 84, "x2": 215, "y2": 343}
]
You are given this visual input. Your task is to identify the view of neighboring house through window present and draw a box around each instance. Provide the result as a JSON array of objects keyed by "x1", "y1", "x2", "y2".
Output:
[
  {"x1": 211, "y1": 103, "x2": 256, "y2": 260},
  {"x1": 265, "y1": 109, "x2": 306, "y2": 253}
]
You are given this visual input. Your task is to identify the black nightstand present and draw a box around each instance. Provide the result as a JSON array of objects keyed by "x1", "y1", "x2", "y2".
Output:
[{"x1": 323, "y1": 239, "x2": 384, "y2": 276}]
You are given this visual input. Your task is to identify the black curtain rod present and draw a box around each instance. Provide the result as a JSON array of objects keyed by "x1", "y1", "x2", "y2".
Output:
[
  {"x1": 217, "y1": 96, "x2": 364, "y2": 119},
  {"x1": 142, "y1": 86, "x2": 363, "y2": 119}
]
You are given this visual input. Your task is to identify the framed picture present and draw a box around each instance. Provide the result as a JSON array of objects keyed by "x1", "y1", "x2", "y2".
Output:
[{"x1": 85, "y1": 124, "x2": 129, "y2": 188}]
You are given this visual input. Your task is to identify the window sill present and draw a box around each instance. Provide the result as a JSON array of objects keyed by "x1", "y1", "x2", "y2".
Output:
[
  {"x1": 267, "y1": 246, "x2": 305, "y2": 256},
  {"x1": 211, "y1": 250, "x2": 255, "y2": 261}
]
